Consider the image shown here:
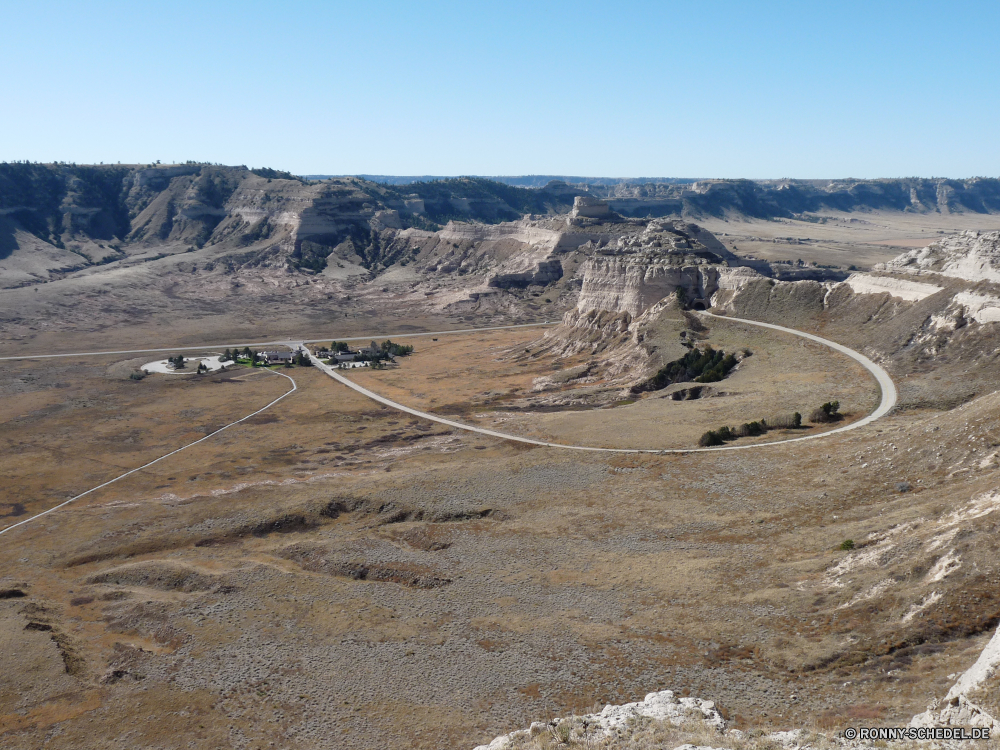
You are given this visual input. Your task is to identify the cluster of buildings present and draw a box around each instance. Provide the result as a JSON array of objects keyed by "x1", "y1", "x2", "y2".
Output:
[{"x1": 313, "y1": 341, "x2": 384, "y2": 365}]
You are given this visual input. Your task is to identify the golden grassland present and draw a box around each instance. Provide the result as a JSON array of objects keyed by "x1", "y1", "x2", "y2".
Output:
[
  {"x1": 346, "y1": 320, "x2": 879, "y2": 450},
  {"x1": 1, "y1": 326, "x2": 998, "y2": 749}
]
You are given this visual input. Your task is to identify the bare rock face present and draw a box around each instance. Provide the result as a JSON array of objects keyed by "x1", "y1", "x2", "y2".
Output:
[
  {"x1": 879, "y1": 230, "x2": 1000, "y2": 284},
  {"x1": 570, "y1": 195, "x2": 611, "y2": 218},
  {"x1": 575, "y1": 220, "x2": 744, "y2": 316},
  {"x1": 911, "y1": 622, "x2": 1000, "y2": 730},
  {"x1": 473, "y1": 689, "x2": 726, "y2": 750},
  {"x1": 577, "y1": 257, "x2": 711, "y2": 316},
  {"x1": 843, "y1": 273, "x2": 944, "y2": 301}
]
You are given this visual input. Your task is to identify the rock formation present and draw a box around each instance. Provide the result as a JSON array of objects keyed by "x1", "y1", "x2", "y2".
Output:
[
  {"x1": 911, "y1": 622, "x2": 1000, "y2": 730},
  {"x1": 570, "y1": 195, "x2": 611, "y2": 219},
  {"x1": 473, "y1": 690, "x2": 726, "y2": 750},
  {"x1": 879, "y1": 230, "x2": 1000, "y2": 284},
  {"x1": 574, "y1": 220, "x2": 748, "y2": 316}
]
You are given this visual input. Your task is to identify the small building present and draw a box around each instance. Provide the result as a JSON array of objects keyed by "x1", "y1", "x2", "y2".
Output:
[
  {"x1": 334, "y1": 351, "x2": 357, "y2": 363},
  {"x1": 262, "y1": 351, "x2": 293, "y2": 365}
]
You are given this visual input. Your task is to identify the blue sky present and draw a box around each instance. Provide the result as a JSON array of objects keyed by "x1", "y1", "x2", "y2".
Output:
[{"x1": 3, "y1": 0, "x2": 998, "y2": 178}]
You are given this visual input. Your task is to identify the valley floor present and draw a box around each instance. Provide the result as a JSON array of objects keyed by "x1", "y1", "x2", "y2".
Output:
[{"x1": 2, "y1": 310, "x2": 999, "y2": 749}]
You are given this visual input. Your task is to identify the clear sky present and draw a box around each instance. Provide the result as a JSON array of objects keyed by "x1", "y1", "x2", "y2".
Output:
[{"x1": 3, "y1": 0, "x2": 998, "y2": 178}]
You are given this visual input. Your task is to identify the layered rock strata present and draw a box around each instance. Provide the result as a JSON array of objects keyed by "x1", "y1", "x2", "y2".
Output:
[{"x1": 879, "y1": 230, "x2": 1000, "y2": 284}]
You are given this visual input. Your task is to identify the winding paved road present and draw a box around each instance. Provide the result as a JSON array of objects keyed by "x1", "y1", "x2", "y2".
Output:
[{"x1": 305, "y1": 312, "x2": 897, "y2": 453}]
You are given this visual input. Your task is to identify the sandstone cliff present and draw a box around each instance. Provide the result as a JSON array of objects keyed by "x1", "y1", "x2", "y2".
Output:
[{"x1": 878, "y1": 230, "x2": 1000, "y2": 284}]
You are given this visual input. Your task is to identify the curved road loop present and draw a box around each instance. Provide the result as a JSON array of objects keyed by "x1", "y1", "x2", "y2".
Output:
[
  {"x1": 0, "y1": 370, "x2": 298, "y2": 538},
  {"x1": 307, "y1": 312, "x2": 897, "y2": 454}
]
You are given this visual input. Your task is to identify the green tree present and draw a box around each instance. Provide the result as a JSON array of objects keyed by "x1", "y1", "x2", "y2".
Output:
[
  {"x1": 699, "y1": 430, "x2": 724, "y2": 447},
  {"x1": 810, "y1": 401, "x2": 841, "y2": 423}
]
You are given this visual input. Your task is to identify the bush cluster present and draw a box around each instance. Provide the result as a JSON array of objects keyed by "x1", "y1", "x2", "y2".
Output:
[
  {"x1": 810, "y1": 401, "x2": 841, "y2": 423},
  {"x1": 635, "y1": 346, "x2": 742, "y2": 393},
  {"x1": 698, "y1": 412, "x2": 802, "y2": 447},
  {"x1": 381, "y1": 340, "x2": 414, "y2": 357}
]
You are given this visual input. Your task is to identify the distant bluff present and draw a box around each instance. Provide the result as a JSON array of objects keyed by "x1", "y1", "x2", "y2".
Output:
[
  {"x1": 2, "y1": 163, "x2": 1000, "y2": 282},
  {"x1": 0, "y1": 163, "x2": 580, "y2": 274}
]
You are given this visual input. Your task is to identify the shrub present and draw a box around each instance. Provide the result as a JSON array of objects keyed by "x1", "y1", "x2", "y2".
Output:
[
  {"x1": 381, "y1": 340, "x2": 414, "y2": 357},
  {"x1": 769, "y1": 412, "x2": 803, "y2": 429},
  {"x1": 734, "y1": 421, "x2": 766, "y2": 438},
  {"x1": 699, "y1": 430, "x2": 724, "y2": 447},
  {"x1": 811, "y1": 401, "x2": 841, "y2": 423},
  {"x1": 840, "y1": 539, "x2": 855, "y2": 551}
]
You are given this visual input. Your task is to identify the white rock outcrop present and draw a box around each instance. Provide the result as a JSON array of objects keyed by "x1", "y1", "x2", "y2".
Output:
[
  {"x1": 952, "y1": 292, "x2": 1000, "y2": 324},
  {"x1": 571, "y1": 195, "x2": 611, "y2": 218},
  {"x1": 843, "y1": 273, "x2": 944, "y2": 301},
  {"x1": 576, "y1": 258, "x2": 714, "y2": 317},
  {"x1": 911, "y1": 622, "x2": 1000, "y2": 730},
  {"x1": 879, "y1": 230, "x2": 1000, "y2": 284},
  {"x1": 473, "y1": 690, "x2": 725, "y2": 750}
]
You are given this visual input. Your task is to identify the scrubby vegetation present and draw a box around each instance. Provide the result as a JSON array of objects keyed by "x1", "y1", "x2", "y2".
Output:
[
  {"x1": 383, "y1": 177, "x2": 572, "y2": 225},
  {"x1": 352, "y1": 340, "x2": 415, "y2": 363},
  {"x1": 249, "y1": 167, "x2": 302, "y2": 182},
  {"x1": 810, "y1": 401, "x2": 841, "y2": 423},
  {"x1": 381, "y1": 340, "x2": 414, "y2": 357},
  {"x1": 0, "y1": 162, "x2": 132, "y2": 252},
  {"x1": 633, "y1": 346, "x2": 742, "y2": 394},
  {"x1": 698, "y1": 412, "x2": 803, "y2": 447}
]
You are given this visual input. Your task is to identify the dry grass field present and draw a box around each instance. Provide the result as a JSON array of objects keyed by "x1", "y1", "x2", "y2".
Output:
[
  {"x1": 700, "y1": 211, "x2": 1000, "y2": 269},
  {"x1": 347, "y1": 318, "x2": 879, "y2": 450},
  {"x1": 3, "y1": 314, "x2": 999, "y2": 749}
]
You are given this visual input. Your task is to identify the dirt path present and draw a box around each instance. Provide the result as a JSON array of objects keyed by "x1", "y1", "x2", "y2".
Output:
[{"x1": 0, "y1": 370, "x2": 298, "y2": 537}]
